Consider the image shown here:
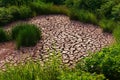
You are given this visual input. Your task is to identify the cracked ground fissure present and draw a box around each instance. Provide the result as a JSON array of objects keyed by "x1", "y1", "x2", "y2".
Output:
[{"x1": 0, "y1": 15, "x2": 114, "y2": 68}]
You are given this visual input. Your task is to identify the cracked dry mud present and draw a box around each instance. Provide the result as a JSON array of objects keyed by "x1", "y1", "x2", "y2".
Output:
[{"x1": 0, "y1": 15, "x2": 114, "y2": 68}]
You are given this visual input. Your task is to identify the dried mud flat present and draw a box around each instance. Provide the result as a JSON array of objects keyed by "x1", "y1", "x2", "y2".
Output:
[{"x1": 0, "y1": 15, "x2": 114, "y2": 68}]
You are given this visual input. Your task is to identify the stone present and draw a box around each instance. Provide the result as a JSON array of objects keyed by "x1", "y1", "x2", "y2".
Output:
[{"x1": 63, "y1": 59, "x2": 69, "y2": 63}]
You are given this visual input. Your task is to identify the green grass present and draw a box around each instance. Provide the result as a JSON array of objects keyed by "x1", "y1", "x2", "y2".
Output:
[
  {"x1": 11, "y1": 23, "x2": 41, "y2": 49},
  {"x1": 29, "y1": 2, "x2": 70, "y2": 16},
  {"x1": 0, "y1": 52, "x2": 105, "y2": 80},
  {"x1": 69, "y1": 9, "x2": 98, "y2": 25},
  {"x1": 113, "y1": 24, "x2": 120, "y2": 43}
]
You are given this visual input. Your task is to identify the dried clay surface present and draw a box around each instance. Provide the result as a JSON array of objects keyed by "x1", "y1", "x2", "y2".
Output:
[{"x1": 0, "y1": 15, "x2": 114, "y2": 68}]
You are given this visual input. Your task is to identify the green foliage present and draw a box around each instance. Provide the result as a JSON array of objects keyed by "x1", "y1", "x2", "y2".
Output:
[
  {"x1": 30, "y1": 2, "x2": 53, "y2": 15},
  {"x1": 69, "y1": 9, "x2": 97, "y2": 24},
  {"x1": 58, "y1": 70, "x2": 105, "y2": 80},
  {"x1": 65, "y1": 0, "x2": 120, "y2": 20},
  {"x1": 0, "y1": 6, "x2": 32, "y2": 25},
  {"x1": 11, "y1": 23, "x2": 41, "y2": 49},
  {"x1": 97, "y1": 1, "x2": 114, "y2": 18},
  {"x1": 8, "y1": 6, "x2": 32, "y2": 19},
  {"x1": 64, "y1": 0, "x2": 75, "y2": 7},
  {"x1": 30, "y1": 2, "x2": 69, "y2": 15},
  {"x1": 65, "y1": 0, "x2": 105, "y2": 12},
  {"x1": 0, "y1": 52, "x2": 105, "y2": 80},
  {"x1": 0, "y1": 7, "x2": 13, "y2": 25},
  {"x1": 11, "y1": 24, "x2": 26, "y2": 40},
  {"x1": 16, "y1": 26, "x2": 41, "y2": 48},
  {"x1": 29, "y1": 1, "x2": 43, "y2": 16},
  {"x1": 1, "y1": 0, "x2": 35, "y2": 6},
  {"x1": 99, "y1": 19, "x2": 117, "y2": 33},
  {"x1": 76, "y1": 45, "x2": 120, "y2": 80},
  {"x1": 8, "y1": 6, "x2": 20, "y2": 20},
  {"x1": 0, "y1": 28, "x2": 9, "y2": 42},
  {"x1": 97, "y1": 0, "x2": 120, "y2": 19},
  {"x1": 43, "y1": 0, "x2": 65, "y2": 5},
  {"x1": 112, "y1": 3, "x2": 120, "y2": 21},
  {"x1": 18, "y1": 6, "x2": 32, "y2": 19},
  {"x1": 47, "y1": 5, "x2": 70, "y2": 15},
  {"x1": 113, "y1": 25, "x2": 120, "y2": 43}
]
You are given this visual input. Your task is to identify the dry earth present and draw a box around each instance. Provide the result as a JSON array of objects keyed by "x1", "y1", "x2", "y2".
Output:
[{"x1": 0, "y1": 15, "x2": 114, "y2": 68}]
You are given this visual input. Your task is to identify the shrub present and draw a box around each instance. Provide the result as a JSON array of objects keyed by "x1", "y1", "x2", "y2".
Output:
[
  {"x1": 0, "y1": 52, "x2": 105, "y2": 80},
  {"x1": 76, "y1": 45, "x2": 120, "y2": 80},
  {"x1": 69, "y1": 9, "x2": 97, "y2": 24},
  {"x1": 99, "y1": 19, "x2": 118, "y2": 33},
  {"x1": 11, "y1": 23, "x2": 41, "y2": 49},
  {"x1": 0, "y1": 7, "x2": 13, "y2": 25},
  {"x1": 0, "y1": 28, "x2": 9, "y2": 42}
]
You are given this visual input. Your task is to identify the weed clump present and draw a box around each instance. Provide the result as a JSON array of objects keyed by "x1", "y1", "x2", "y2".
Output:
[{"x1": 11, "y1": 23, "x2": 41, "y2": 49}]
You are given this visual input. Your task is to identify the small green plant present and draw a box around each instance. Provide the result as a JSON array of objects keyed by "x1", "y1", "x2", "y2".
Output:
[
  {"x1": 0, "y1": 28, "x2": 9, "y2": 42},
  {"x1": 11, "y1": 23, "x2": 41, "y2": 49}
]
